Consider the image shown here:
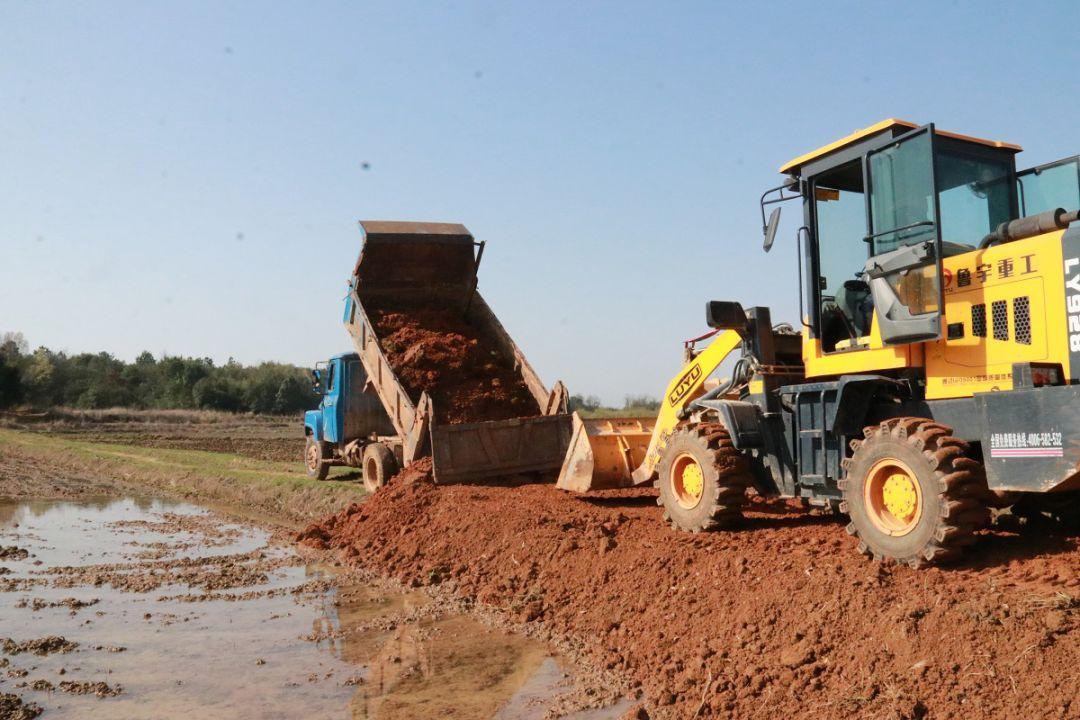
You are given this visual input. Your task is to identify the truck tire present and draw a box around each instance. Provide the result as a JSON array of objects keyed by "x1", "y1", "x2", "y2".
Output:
[
  {"x1": 305, "y1": 437, "x2": 330, "y2": 481},
  {"x1": 840, "y1": 417, "x2": 988, "y2": 568},
  {"x1": 362, "y1": 443, "x2": 398, "y2": 493},
  {"x1": 654, "y1": 423, "x2": 751, "y2": 532}
]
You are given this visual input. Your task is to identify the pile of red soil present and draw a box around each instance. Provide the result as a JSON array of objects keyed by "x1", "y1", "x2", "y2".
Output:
[
  {"x1": 366, "y1": 303, "x2": 537, "y2": 424},
  {"x1": 298, "y1": 480, "x2": 1078, "y2": 720}
]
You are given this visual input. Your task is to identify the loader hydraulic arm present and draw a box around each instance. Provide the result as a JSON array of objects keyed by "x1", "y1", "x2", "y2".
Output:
[{"x1": 630, "y1": 329, "x2": 745, "y2": 484}]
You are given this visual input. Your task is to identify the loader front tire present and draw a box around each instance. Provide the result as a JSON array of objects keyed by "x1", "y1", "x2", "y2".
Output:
[
  {"x1": 840, "y1": 418, "x2": 988, "y2": 568},
  {"x1": 655, "y1": 423, "x2": 751, "y2": 532},
  {"x1": 305, "y1": 437, "x2": 330, "y2": 481},
  {"x1": 362, "y1": 442, "x2": 398, "y2": 494}
]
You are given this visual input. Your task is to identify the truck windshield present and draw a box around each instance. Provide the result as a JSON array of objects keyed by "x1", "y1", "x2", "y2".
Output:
[{"x1": 936, "y1": 148, "x2": 1013, "y2": 247}]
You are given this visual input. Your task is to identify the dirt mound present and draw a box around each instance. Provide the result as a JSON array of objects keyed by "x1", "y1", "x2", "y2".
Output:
[
  {"x1": 1, "y1": 636, "x2": 78, "y2": 656},
  {"x1": 0, "y1": 692, "x2": 42, "y2": 720},
  {"x1": 367, "y1": 303, "x2": 536, "y2": 424},
  {"x1": 0, "y1": 547, "x2": 29, "y2": 561},
  {"x1": 298, "y1": 482, "x2": 1079, "y2": 719}
]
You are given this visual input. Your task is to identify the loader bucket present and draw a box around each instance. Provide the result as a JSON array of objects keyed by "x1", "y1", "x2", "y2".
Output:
[{"x1": 555, "y1": 412, "x2": 655, "y2": 492}]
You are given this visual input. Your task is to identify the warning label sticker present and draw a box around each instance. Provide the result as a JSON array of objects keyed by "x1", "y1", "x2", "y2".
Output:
[{"x1": 989, "y1": 431, "x2": 1064, "y2": 459}]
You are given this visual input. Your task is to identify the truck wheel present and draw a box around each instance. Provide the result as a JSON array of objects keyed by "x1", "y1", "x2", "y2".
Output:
[
  {"x1": 362, "y1": 443, "x2": 398, "y2": 493},
  {"x1": 305, "y1": 437, "x2": 330, "y2": 481},
  {"x1": 655, "y1": 423, "x2": 751, "y2": 532},
  {"x1": 840, "y1": 417, "x2": 988, "y2": 568}
]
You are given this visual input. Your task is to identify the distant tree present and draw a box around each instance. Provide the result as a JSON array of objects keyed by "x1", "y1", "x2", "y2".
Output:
[
  {"x1": 623, "y1": 394, "x2": 661, "y2": 412},
  {"x1": 156, "y1": 356, "x2": 212, "y2": 408},
  {"x1": 193, "y1": 376, "x2": 245, "y2": 412},
  {"x1": 0, "y1": 331, "x2": 28, "y2": 358},
  {"x1": 0, "y1": 339, "x2": 319, "y2": 415},
  {"x1": 21, "y1": 349, "x2": 57, "y2": 407},
  {"x1": 569, "y1": 394, "x2": 603, "y2": 412},
  {"x1": 273, "y1": 374, "x2": 314, "y2": 414},
  {"x1": 0, "y1": 356, "x2": 22, "y2": 409}
]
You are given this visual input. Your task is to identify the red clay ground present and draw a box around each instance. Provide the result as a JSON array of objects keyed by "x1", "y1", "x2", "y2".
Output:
[
  {"x1": 367, "y1": 304, "x2": 537, "y2": 424},
  {"x1": 300, "y1": 470, "x2": 1079, "y2": 720}
]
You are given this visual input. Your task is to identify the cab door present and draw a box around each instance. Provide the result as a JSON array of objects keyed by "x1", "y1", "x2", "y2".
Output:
[
  {"x1": 864, "y1": 124, "x2": 945, "y2": 345},
  {"x1": 321, "y1": 359, "x2": 341, "y2": 444}
]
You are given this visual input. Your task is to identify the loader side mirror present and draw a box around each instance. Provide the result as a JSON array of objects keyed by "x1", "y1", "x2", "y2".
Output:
[
  {"x1": 706, "y1": 301, "x2": 748, "y2": 333},
  {"x1": 311, "y1": 369, "x2": 323, "y2": 396},
  {"x1": 763, "y1": 207, "x2": 781, "y2": 253}
]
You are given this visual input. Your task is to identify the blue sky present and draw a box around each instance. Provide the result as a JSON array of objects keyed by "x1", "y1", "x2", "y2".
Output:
[{"x1": 2, "y1": 1, "x2": 1078, "y2": 403}]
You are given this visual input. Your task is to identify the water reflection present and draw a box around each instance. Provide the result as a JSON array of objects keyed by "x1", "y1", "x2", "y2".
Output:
[{"x1": 0, "y1": 497, "x2": 626, "y2": 719}]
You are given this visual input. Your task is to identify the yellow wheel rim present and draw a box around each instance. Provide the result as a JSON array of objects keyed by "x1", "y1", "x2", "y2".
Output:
[
  {"x1": 671, "y1": 453, "x2": 705, "y2": 509},
  {"x1": 864, "y1": 458, "x2": 922, "y2": 536},
  {"x1": 306, "y1": 442, "x2": 319, "y2": 471}
]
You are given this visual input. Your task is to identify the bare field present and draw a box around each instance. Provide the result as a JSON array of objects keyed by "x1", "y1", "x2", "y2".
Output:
[{"x1": 1, "y1": 408, "x2": 307, "y2": 463}]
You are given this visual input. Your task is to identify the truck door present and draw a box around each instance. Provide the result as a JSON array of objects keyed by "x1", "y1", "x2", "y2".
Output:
[
  {"x1": 321, "y1": 359, "x2": 340, "y2": 444},
  {"x1": 864, "y1": 124, "x2": 945, "y2": 345}
]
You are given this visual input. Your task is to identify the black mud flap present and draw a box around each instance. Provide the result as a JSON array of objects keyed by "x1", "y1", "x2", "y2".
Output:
[
  {"x1": 693, "y1": 399, "x2": 762, "y2": 450},
  {"x1": 975, "y1": 384, "x2": 1080, "y2": 492}
]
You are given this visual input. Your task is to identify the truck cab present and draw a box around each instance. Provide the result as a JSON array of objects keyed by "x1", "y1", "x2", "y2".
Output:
[{"x1": 303, "y1": 352, "x2": 397, "y2": 487}]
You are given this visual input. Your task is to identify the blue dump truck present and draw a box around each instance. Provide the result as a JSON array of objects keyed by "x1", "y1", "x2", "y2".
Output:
[{"x1": 304, "y1": 221, "x2": 572, "y2": 490}]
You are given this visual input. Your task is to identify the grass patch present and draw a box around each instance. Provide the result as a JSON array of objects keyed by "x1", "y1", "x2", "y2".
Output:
[{"x1": 0, "y1": 428, "x2": 364, "y2": 527}]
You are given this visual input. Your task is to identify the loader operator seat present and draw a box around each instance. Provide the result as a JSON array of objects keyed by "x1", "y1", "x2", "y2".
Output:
[
  {"x1": 835, "y1": 278, "x2": 873, "y2": 336},
  {"x1": 821, "y1": 275, "x2": 873, "y2": 352}
]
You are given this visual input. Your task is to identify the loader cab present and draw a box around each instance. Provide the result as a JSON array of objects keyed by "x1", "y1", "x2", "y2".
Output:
[{"x1": 780, "y1": 119, "x2": 1022, "y2": 375}]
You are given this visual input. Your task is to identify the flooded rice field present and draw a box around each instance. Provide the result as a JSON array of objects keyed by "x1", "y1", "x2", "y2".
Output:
[{"x1": 0, "y1": 496, "x2": 626, "y2": 719}]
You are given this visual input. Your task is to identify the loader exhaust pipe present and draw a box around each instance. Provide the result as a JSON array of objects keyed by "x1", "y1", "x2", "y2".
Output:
[{"x1": 980, "y1": 208, "x2": 1080, "y2": 248}]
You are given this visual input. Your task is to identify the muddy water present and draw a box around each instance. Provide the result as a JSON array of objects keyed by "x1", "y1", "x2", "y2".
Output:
[{"x1": 0, "y1": 497, "x2": 626, "y2": 719}]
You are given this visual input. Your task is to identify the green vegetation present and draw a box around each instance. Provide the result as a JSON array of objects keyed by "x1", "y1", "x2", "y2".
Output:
[
  {"x1": 570, "y1": 393, "x2": 661, "y2": 418},
  {"x1": 0, "y1": 331, "x2": 316, "y2": 414},
  {"x1": 0, "y1": 428, "x2": 363, "y2": 526}
]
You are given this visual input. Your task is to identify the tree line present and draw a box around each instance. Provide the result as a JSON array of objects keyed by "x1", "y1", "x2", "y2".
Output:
[
  {"x1": 569, "y1": 393, "x2": 661, "y2": 417},
  {"x1": 0, "y1": 332, "x2": 317, "y2": 415}
]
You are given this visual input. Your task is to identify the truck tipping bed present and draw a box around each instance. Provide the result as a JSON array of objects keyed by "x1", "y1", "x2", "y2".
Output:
[{"x1": 343, "y1": 221, "x2": 571, "y2": 483}]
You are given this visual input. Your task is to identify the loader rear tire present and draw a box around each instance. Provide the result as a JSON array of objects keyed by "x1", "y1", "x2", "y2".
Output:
[
  {"x1": 305, "y1": 437, "x2": 330, "y2": 481},
  {"x1": 655, "y1": 423, "x2": 751, "y2": 533},
  {"x1": 362, "y1": 443, "x2": 398, "y2": 494},
  {"x1": 840, "y1": 417, "x2": 988, "y2": 568}
]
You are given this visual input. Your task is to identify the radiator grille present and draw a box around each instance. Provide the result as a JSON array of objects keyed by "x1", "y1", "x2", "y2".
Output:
[
  {"x1": 992, "y1": 300, "x2": 1008, "y2": 341},
  {"x1": 971, "y1": 304, "x2": 987, "y2": 338},
  {"x1": 1013, "y1": 296, "x2": 1031, "y2": 345}
]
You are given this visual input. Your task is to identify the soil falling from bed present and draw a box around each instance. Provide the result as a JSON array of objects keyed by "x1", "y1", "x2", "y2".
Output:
[{"x1": 366, "y1": 302, "x2": 537, "y2": 425}]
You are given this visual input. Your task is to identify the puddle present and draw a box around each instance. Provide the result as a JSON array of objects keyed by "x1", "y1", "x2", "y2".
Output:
[{"x1": 0, "y1": 497, "x2": 628, "y2": 718}]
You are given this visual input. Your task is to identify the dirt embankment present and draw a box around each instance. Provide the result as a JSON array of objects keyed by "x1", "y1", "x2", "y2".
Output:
[
  {"x1": 367, "y1": 303, "x2": 537, "y2": 424},
  {"x1": 299, "y1": 468, "x2": 1079, "y2": 720}
]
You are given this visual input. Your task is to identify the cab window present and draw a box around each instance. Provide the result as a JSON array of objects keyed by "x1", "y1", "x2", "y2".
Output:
[
  {"x1": 813, "y1": 160, "x2": 872, "y2": 352},
  {"x1": 326, "y1": 362, "x2": 336, "y2": 392},
  {"x1": 936, "y1": 147, "x2": 1013, "y2": 248},
  {"x1": 868, "y1": 131, "x2": 936, "y2": 255},
  {"x1": 1018, "y1": 158, "x2": 1080, "y2": 217}
]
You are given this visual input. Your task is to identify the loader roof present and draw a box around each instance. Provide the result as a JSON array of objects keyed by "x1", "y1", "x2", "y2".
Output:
[{"x1": 779, "y1": 118, "x2": 1022, "y2": 175}]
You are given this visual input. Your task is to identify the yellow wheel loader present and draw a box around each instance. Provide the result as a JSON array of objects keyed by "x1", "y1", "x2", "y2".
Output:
[{"x1": 558, "y1": 119, "x2": 1080, "y2": 567}]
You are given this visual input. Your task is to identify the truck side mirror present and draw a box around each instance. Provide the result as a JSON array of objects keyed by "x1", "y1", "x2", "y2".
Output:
[
  {"x1": 763, "y1": 207, "x2": 782, "y2": 253},
  {"x1": 311, "y1": 370, "x2": 323, "y2": 396}
]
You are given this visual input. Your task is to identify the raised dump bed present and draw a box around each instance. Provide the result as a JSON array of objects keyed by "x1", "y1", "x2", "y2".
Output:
[{"x1": 343, "y1": 221, "x2": 571, "y2": 483}]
